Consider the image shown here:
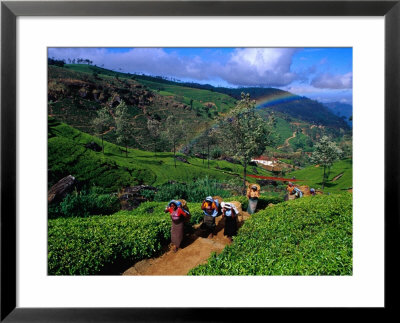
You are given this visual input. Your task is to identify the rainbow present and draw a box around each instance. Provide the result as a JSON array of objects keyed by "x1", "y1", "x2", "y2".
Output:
[
  {"x1": 179, "y1": 91, "x2": 301, "y2": 152},
  {"x1": 256, "y1": 92, "x2": 301, "y2": 110},
  {"x1": 179, "y1": 123, "x2": 220, "y2": 153}
]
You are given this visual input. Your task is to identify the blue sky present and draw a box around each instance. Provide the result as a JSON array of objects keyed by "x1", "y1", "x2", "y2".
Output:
[{"x1": 48, "y1": 47, "x2": 352, "y2": 104}]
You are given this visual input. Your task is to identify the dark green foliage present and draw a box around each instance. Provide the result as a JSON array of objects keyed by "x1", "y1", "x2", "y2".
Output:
[
  {"x1": 153, "y1": 177, "x2": 231, "y2": 202},
  {"x1": 48, "y1": 118, "x2": 155, "y2": 191},
  {"x1": 261, "y1": 97, "x2": 349, "y2": 130},
  {"x1": 226, "y1": 194, "x2": 285, "y2": 212},
  {"x1": 211, "y1": 147, "x2": 222, "y2": 159},
  {"x1": 48, "y1": 202, "x2": 203, "y2": 275},
  {"x1": 290, "y1": 132, "x2": 314, "y2": 151},
  {"x1": 48, "y1": 187, "x2": 119, "y2": 219},
  {"x1": 48, "y1": 57, "x2": 65, "y2": 67},
  {"x1": 189, "y1": 193, "x2": 352, "y2": 275}
]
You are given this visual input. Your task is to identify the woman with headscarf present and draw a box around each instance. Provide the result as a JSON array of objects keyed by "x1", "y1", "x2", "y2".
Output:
[
  {"x1": 287, "y1": 182, "x2": 303, "y2": 199},
  {"x1": 221, "y1": 202, "x2": 238, "y2": 242},
  {"x1": 247, "y1": 184, "x2": 260, "y2": 214},
  {"x1": 200, "y1": 196, "x2": 219, "y2": 238},
  {"x1": 165, "y1": 200, "x2": 188, "y2": 252}
]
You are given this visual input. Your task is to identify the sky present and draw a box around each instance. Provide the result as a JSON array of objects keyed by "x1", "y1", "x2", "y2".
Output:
[{"x1": 48, "y1": 47, "x2": 352, "y2": 104}]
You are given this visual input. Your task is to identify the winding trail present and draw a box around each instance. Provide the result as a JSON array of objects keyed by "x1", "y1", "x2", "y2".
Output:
[
  {"x1": 123, "y1": 212, "x2": 250, "y2": 275},
  {"x1": 277, "y1": 131, "x2": 297, "y2": 150}
]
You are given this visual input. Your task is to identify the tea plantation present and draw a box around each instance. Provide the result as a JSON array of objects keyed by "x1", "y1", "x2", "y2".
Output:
[
  {"x1": 48, "y1": 202, "x2": 203, "y2": 275},
  {"x1": 49, "y1": 194, "x2": 351, "y2": 276},
  {"x1": 48, "y1": 117, "x2": 275, "y2": 191},
  {"x1": 189, "y1": 193, "x2": 352, "y2": 275}
]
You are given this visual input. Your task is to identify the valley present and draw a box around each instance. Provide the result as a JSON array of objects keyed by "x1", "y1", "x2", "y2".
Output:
[{"x1": 47, "y1": 60, "x2": 353, "y2": 277}]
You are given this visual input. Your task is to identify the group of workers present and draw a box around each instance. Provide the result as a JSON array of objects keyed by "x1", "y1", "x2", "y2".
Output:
[
  {"x1": 164, "y1": 182, "x2": 316, "y2": 253},
  {"x1": 164, "y1": 184, "x2": 262, "y2": 253},
  {"x1": 164, "y1": 196, "x2": 241, "y2": 252},
  {"x1": 200, "y1": 196, "x2": 239, "y2": 242}
]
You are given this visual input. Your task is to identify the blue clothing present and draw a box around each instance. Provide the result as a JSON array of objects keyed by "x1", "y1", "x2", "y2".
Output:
[
  {"x1": 202, "y1": 198, "x2": 220, "y2": 217},
  {"x1": 293, "y1": 187, "x2": 303, "y2": 198},
  {"x1": 168, "y1": 200, "x2": 182, "y2": 207},
  {"x1": 203, "y1": 209, "x2": 218, "y2": 217}
]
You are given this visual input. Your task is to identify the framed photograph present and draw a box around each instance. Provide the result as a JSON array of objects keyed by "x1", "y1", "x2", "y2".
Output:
[{"x1": 1, "y1": 0, "x2": 399, "y2": 321}]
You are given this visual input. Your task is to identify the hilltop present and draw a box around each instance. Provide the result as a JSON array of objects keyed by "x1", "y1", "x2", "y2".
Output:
[
  {"x1": 48, "y1": 64, "x2": 237, "y2": 152},
  {"x1": 48, "y1": 63, "x2": 351, "y2": 155},
  {"x1": 324, "y1": 101, "x2": 353, "y2": 127},
  {"x1": 133, "y1": 76, "x2": 351, "y2": 130}
]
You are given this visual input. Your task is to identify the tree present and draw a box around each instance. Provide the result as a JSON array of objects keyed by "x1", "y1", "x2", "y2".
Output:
[
  {"x1": 198, "y1": 128, "x2": 218, "y2": 168},
  {"x1": 220, "y1": 93, "x2": 274, "y2": 194},
  {"x1": 92, "y1": 107, "x2": 113, "y2": 154},
  {"x1": 164, "y1": 114, "x2": 185, "y2": 168},
  {"x1": 205, "y1": 129, "x2": 218, "y2": 169},
  {"x1": 147, "y1": 117, "x2": 161, "y2": 157},
  {"x1": 309, "y1": 136, "x2": 343, "y2": 189},
  {"x1": 115, "y1": 101, "x2": 133, "y2": 157}
]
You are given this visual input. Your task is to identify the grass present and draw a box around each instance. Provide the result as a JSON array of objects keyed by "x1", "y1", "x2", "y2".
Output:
[
  {"x1": 288, "y1": 159, "x2": 353, "y2": 192},
  {"x1": 274, "y1": 117, "x2": 294, "y2": 146},
  {"x1": 48, "y1": 117, "x2": 275, "y2": 192}
]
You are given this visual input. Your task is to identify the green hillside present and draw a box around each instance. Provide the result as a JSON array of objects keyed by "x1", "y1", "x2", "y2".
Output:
[
  {"x1": 127, "y1": 75, "x2": 351, "y2": 131},
  {"x1": 48, "y1": 64, "x2": 237, "y2": 152},
  {"x1": 134, "y1": 79, "x2": 237, "y2": 115},
  {"x1": 48, "y1": 63, "x2": 351, "y2": 155},
  {"x1": 48, "y1": 117, "x2": 274, "y2": 191},
  {"x1": 288, "y1": 159, "x2": 352, "y2": 192},
  {"x1": 189, "y1": 193, "x2": 352, "y2": 275}
]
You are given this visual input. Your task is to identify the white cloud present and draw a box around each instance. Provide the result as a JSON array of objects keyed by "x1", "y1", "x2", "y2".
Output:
[
  {"x1": 311, "y1": 72, "x2": 353, "y2": 89},
  {"x1": 219, "y1": 48, "x2": 299, "y2": 86},
  {"x1": 48, "y1": 47, "x2": 300, "y2": 87},
  {"x1": 282, "y1": 83, "x2": 352, "y2": 104}
]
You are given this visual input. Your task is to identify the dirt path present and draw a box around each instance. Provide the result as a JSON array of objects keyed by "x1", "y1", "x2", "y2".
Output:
[
  {"x1": 123, "y1": 212, "x2": 251, "y2": 276},
  {"x1": 332, "y1": 173, "x2": 344, "y2": 182},
  {"x1": 101, "y1": 126, "x2": 115, "y2": 135},
  {"x1": 277, "y1": 131, "x2": 296, "y2": 150}
]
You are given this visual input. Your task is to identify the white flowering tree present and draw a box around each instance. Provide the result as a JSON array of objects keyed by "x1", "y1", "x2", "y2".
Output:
[
  {"x1": 310, "y1": 136, "x2": 343, "y2": 189},
  {"x1": 220, "y1": 93, "x2": 274, "y2": 194}
]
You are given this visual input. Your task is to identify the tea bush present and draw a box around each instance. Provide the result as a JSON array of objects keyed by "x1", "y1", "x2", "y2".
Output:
[
  {"x1": 48, "y1": 202, "x2": 203, "y2": 275},
  {"x1": 48, "y1": 187, "x2": 120, "y2": 219},
  {"x1": 189, "y1": 193, "x2": 352, "y2": 275},
  {"x1": 153, "y1": 177, "x2": 231, "y2": 202},
  {"x1": 226, "y1": 193, "x2": 285, "y2": 212}
]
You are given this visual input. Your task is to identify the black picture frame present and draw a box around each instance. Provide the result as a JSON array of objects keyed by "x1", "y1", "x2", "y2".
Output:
[{"x1": 1, "y1": 0, "x2": 399, "y2": 321}]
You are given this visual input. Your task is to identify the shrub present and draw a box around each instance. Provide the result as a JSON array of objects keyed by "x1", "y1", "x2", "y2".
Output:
[
  {"x1": 189, "y1": 193, "x2": 352, "y2": 275},
  {"x1": 48, "y1": 187, "x2": 119, "y2": 219},
  {"x1": 48, "y1": 201, "x2": 203, "y2": 275},
  {"x1": 153, "y1": 177, "x2": 231, "y2": 202},
  {"x1": 226, "y1": 193, "x2": 285, "y2": 212},
  {"x1": 211, "y1": 147, "x2": 222, "y2": 159}
]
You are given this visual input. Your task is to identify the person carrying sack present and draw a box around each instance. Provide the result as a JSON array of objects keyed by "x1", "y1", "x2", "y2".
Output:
[
  {"x1": 200, "y1": 196, "x2": 219, "y2": 238},
  {"x1": 247, "y1": 183, "x2": 260, "y2": 214},
  {"x1": 221, "y1": 202, "x2": 238, "y2": 242},
  {"x1": 165, "y1": 200, "x2": 188, "y2": 252},
  {"x1": 286, "y1": 182, "x2": 303, "y2": 199},
  {"x1": 293, "y1": 187, "x2": 303, "y2": 198}
]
